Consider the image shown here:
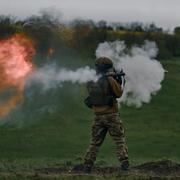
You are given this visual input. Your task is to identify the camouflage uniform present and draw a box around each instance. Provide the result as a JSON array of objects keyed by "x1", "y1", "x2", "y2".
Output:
[
  {"x1": 84, "y1": 113, "x2": 128, "y2": 166},
  {"x1": 82, "y1": 57, "x2": 129, "y2": 169}
]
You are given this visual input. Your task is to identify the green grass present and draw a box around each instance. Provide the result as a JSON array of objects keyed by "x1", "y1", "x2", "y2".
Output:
[{"x1": 0, "y1": 59, "x2": 179, "y2": 175}]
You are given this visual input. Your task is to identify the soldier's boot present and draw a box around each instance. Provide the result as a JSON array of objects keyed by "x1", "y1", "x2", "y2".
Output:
[
  {"x1": 83, "y1": 161, "x2": 93, "y2": 173},
  {"x1": 121, "y1": 159, "x2": 129, "y2": 171},
  {"x1": 71, "y1": 161, "x2": 93, "y2": 173}
]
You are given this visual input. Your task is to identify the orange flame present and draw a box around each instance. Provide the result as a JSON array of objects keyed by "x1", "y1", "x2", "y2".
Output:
[{"x1": 0, "y1": 34, "x2": 36, "y2": 117}]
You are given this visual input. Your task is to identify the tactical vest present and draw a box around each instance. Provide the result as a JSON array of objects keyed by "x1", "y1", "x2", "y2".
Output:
[{"x1": 85, "y1": 76, "x2": 117, "y2": 108}]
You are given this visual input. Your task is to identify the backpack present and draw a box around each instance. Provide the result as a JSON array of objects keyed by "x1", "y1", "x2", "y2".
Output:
[{"x1": 84, "y1": 76, "x2": 116, "y2": 108}]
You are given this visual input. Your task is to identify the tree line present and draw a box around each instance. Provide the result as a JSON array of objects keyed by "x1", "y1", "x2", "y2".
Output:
[{"x1": 1, "y1": 14, "x2": 180, "y2": 60}]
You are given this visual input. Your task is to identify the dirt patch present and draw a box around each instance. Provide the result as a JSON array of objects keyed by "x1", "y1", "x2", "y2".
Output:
[
  {"x1": 135, "y1": 160, "x2": 180, "y2": 175},
  {"x1": 36, "y1": 167, "x2": 68, "y2": 174},
  {"x1": 36, "y1": 160, "x2": 180, "y2": 177}
]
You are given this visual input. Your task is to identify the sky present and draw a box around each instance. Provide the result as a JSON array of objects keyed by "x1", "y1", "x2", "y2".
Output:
[{"x1": 0, "y1": 0, "x2": 180, "y2": 30}]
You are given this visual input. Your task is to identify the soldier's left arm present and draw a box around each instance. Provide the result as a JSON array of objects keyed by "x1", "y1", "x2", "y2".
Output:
[{"x1": 107, "y1": 76, "x2": 123, "y2": 98}]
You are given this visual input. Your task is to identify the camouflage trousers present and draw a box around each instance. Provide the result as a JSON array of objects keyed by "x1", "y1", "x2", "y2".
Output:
[{"x1": 84, "y1": 113, "x2": 128, "y2": 166}]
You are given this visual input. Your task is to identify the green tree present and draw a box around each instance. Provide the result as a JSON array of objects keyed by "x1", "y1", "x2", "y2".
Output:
[{"x1": 174, "y1": 27, "x2": 180, "y2": 35}]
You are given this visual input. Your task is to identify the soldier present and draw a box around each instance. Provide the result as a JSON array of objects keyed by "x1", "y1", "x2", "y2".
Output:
[{"x1": 73, "y1": 57, "x2": 129, "y2": 173}]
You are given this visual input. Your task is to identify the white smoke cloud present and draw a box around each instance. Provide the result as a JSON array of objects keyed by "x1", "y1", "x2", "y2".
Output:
[
  {"x1": 28, "y1": 64, "x2": 98, "y2": 90},
  {"x1": 96, "y1": 40, "x2": 165, "y2": 107},
  {"x1": 28, "y1": 40, "x2": 164, "y2": 107}
]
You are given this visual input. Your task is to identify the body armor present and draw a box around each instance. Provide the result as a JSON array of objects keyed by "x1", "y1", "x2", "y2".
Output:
[{"x1": 85, "y1": 76, "x2": 116, "y2": 108}]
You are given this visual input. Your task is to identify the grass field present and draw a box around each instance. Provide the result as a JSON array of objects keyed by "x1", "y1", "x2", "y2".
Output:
[{"x1": 0, "y1": 59, "x2": 180, "y2": 179}]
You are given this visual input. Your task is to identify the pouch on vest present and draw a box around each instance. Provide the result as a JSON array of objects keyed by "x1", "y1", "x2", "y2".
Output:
[
  {"x1": 84, "y1": 76, "x2": 116, "y2": 108},
  {"x1": 84, "y1": 96, "x2": 93, "y2": 108}
]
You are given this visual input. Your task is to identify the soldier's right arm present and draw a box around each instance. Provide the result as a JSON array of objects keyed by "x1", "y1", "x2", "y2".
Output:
[{"x1": 107, "y1": 76, "x2": 123, "y2": 98}]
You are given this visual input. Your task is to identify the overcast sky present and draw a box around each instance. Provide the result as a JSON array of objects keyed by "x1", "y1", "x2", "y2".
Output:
[{"x1": 0, "y1": 0, "x2": 180, "y2": 30}]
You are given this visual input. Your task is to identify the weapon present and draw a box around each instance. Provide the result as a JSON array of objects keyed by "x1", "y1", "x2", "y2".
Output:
[
  {"x1": 106, "y1": 68, "x2": 126, "y2": 87},
  {"x1": 114, "y1": 69, "x2": 126, "y2": 87}
]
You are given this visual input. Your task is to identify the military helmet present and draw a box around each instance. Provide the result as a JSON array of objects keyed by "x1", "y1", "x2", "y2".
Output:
[{"x1": 95, "y1": 57, "x2": 113, "y2": 72}]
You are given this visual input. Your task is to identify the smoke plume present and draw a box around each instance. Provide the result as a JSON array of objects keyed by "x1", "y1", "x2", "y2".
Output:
[
  {"x1": 96, "y1": 40, "x2": 165, "y2": 107},
  {"x1": 28, "y1": 40, "x2": 165, "y2": 107},
  {"x1": 28, "y1": 64, "x2": 98, "y2": 90}
]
